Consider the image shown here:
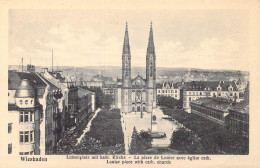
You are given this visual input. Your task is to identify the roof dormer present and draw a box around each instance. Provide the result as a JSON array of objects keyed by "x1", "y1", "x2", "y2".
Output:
[{"x1": 228, "y1": 84, "x2": 233, "y2": 91}]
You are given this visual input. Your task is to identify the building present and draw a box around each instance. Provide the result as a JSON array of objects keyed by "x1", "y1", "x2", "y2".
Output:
[
  {"x1": 181, "y1": 81, "x2": 242, "y2": 113},
  {"x1": 38, "y1": 75, "x2": 63, "y2": 154},
  {"x1": 228, "y1": 100, "x2": 249, "y2": 138},
  {"x1": 8, "y1": 70, "x2": 62, "y2": 155},
  {"x1": 75, "y1": 87, "x2": 95, "y2": 131},
  {"x1": 41, "y1": 68, "x2": 79, "y2": 130},
  {"x1": 41, "y1": 69, "x2": 70, "y2": 130},
  {"x1": 113, "y1": 22, "x2": 156, "y2": 113},
  {"x1": 102, "y1": 83, "x2": 117, "y2": 108},
  {"x1": 84, "y1": 79, "x2": 103, "y2": 88},
  {"x1": 190, "y1": 97, "x2": 231, "y2": 126},
  {"x1": 157, "y1": 81, "x2": 180, "y2": 100},
  {"x1": 41, "y1": 68, "x2": 95, "y2": 130}
]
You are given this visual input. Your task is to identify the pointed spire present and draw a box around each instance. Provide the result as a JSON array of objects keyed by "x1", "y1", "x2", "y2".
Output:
[
  {"x1": 148, "y1": 21, "x2": 154, "y2": 48},
  {"x1": 146, "y1": 21, "x2": 155, "y2": 56},
  {"x1": 123, "y1": 22, "x2": 130, "y2": 54}
]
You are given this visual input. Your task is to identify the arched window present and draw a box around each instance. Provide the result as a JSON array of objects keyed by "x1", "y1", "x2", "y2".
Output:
[
  {"x1": 143, "y1": 106, "x2": 146, "y2": 111},
  {"x1": 25, "y1": 100, "x2": 28, "y2": 105},
  {"x1": 19, "y1": 100, "x2": 23, "y2": 105}
]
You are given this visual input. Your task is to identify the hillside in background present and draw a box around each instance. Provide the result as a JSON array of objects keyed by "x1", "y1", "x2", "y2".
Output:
[{"x1": 8, "y1": 65, "x2": 249, "y2": 83}]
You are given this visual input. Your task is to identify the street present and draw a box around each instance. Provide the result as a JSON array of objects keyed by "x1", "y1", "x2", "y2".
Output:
[{"x1": 121, "y1": 107, "x2": 179, "y2": 154}]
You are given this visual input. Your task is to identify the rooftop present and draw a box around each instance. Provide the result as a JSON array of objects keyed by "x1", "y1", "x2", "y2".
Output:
[
  {"x1": 229, "y1": 100, "x2": 249, "y2": 114},
  {"x1": 192, "y1": 97, "x2": 231, "y2": 112}
]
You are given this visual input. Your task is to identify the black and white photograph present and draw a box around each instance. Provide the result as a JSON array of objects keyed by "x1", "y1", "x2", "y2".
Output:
[{"x1": 1, "y1": 0, "x2": 260, "y2": 167}]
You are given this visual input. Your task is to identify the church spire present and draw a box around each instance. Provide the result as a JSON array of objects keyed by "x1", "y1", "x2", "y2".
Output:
[
  {"x1": 146, "y1": 21, "x2": 156, "y2": 85},
  {"x1": 148, "y1": 21, "x2": 154, "y2": 48},
  {"x1": 123, "y1": 22, "x2": 130, "y2": 54},
  {"x1": 122, "y1": 21, "x2": 131, "y2": 86},
  {"x1": 147, "y1": 21, "x2": 155, "y2": 54}
]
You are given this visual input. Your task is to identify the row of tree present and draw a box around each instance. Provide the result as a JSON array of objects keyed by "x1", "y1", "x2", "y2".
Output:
[
  {"x1": 86, "y1": 87, "x2": 114, "y2": 109},
  {"x1": 163, "y1": 107, "x2": 248, "y2": 154},
  {"x1": 56, "y1": 108, "x2": 125, "y2": 154},
  {"x1": 74, "y1": 108, "x2": 125, "y2": 154},
  {"x1": 157, "y1": 95, "x2": 182, "y2": 109}
]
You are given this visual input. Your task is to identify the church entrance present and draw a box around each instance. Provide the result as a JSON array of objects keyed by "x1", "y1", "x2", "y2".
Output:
[{"x1": 137, "y1": 106, "x2": 141, "y2": 112}]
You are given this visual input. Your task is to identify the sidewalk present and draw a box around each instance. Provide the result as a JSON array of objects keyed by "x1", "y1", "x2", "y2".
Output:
[{"x1": 76, "y1": 108, "x2": 101, "y2": 145}]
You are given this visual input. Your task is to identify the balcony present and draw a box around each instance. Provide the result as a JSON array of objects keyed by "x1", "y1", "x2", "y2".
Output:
[
  {"x1": 19, "y1": 142, "x2": 35, "y2": 153},
  {"x1": 19, "y1": 122, "x2": 35, "y2": 130}
]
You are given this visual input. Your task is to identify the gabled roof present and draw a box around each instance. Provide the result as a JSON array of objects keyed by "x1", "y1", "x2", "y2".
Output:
[
  {"x1": 9, "y1": 70, "x2": 46, "y2": 90},
  {"x1": 131, "y1": 74, "x2": 146, "y2": 88},
  {"x1": 39, "y1": 75, "x2": 59, "y2": 90},
  {"x1": 182, "y1": 81, "x2": 238, "y2": 91},
  {"x1": 132, "y1": 74, "x2": 146, "y2": 83}
]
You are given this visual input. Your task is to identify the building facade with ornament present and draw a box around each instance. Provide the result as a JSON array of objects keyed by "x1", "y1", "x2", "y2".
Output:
[{"x1": 112, "y1": 23, "x2": 157, "y2": 113}]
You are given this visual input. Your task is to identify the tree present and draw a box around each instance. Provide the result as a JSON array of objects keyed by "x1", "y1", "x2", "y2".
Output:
[
  {"x1": 87, "y1": 87, "x2": 114, "y2": 109},
  {"x1": 102, "y1": 94, "x2": 114, "y2": 109},
  {"x1": 157, "y1": 95, "x2": 182, "y2": 109},
  {"x1": 170, "y1": 127, "x2": 203, "y2": 154},
  {"x1": 129, "y1": 127, "x2": 138, "y2": 154},
  {"x1": 129, "y1": 127, "x2": 152, "y2": 154}
]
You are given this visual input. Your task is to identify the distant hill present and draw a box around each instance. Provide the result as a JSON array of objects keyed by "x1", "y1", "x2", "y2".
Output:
[{"x1": 8, "y1": 65, "x2": 249, "y2": 83}]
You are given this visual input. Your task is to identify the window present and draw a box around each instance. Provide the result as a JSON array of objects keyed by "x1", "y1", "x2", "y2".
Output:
[
  {"x1": 19, "y1": 112, "x2": 23, "y2": 122},
  {"x1": 20, "y1": 132, "x2": 24, "y2": 143},
  {"x1": 175, "y1": 90, "x2": 177, "y2": 93},
  {"x1": 30, "y1": 131, "x2": 34, "y2": 142},
  {"x1": 8, "y1": 123, "x2": 12, "y2": 133},
  {"x1": 24, "y1": 131, "x2": 29, "y2": 142},
  {"x1": 25, "y1": 100, "x2": 28, "y2": 105},
  {"x1": 19, "y1": 100, "x2": 23, "y2": 105},
  {"x1": 20, "y1": 131, "x2": 34, "y2": 143},
  {"x1": 20, "y1": 111, "x2": 34, "y2": 123},
  {"x1": 8, "y1": 144, "x2": 12, "y2": 154},
  {"x1": 24, "y1": 112, "x2": 29, "y2": 122},
  {"x1": 30, "y1": 112, "x2": 34, "y2": 122},
  {"x1": 31, "y1": 100, "x2": 33, "y2": 104},
  {"x1": 158, "y1": 90, "x2": 160, "y2": 93},
  {"x1": 230, "y1": 93, "x2": 233, "y2": 96}
]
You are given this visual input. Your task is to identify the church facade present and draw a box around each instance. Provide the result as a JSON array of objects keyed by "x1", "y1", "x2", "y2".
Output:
[{"x1": 114, "y1": 23, "x2": 157, "y2": 113}]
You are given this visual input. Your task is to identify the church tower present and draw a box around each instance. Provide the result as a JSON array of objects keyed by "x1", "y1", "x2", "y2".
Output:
[
  {"x1": 146, "y1": 22, "x2": 156, "y2": 112},
  {"x1": 122, "y1": 22, "x2": 132, "y2": 113}
]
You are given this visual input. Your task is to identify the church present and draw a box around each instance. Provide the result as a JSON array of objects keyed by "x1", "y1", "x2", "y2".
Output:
[{"x1": 114, "y1": 22, "x2": 157, "y2": 113}]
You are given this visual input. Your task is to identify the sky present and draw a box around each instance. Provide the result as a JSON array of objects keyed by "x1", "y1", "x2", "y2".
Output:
[{"x1": 9, "y1": 9, "x2": 250, "y2": 71}]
